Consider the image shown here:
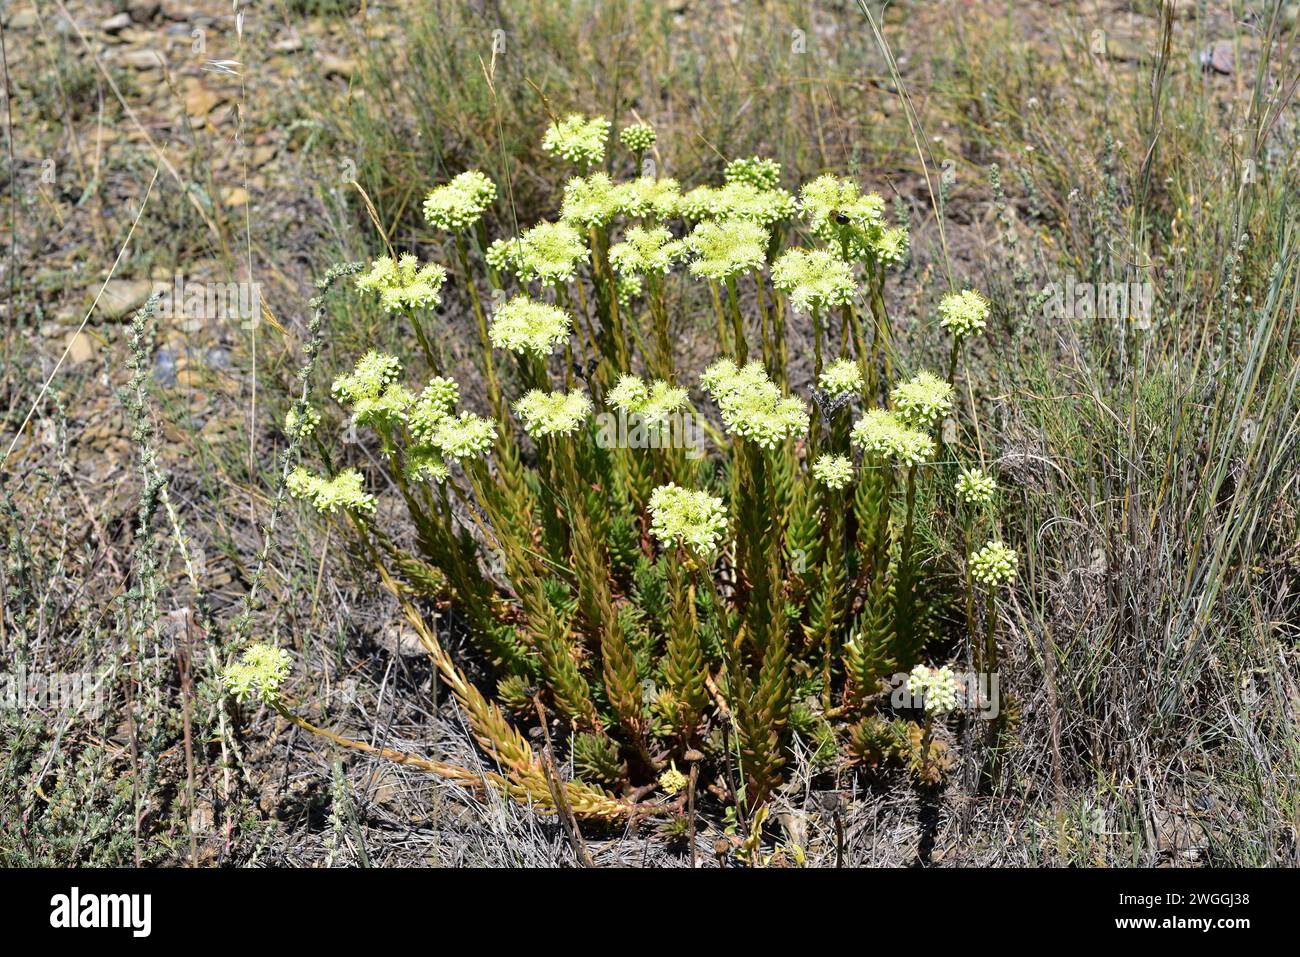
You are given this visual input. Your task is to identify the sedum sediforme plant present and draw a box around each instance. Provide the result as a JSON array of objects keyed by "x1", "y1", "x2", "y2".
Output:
[{"x1": 234, "y1": 115, "x2": 1025, "y2": 840}]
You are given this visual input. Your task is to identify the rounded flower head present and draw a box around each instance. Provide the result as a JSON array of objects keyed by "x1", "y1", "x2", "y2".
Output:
[
  {"x1": 812, "y1": 453, "x2": 855, "y2": 490},
  {"x1": 724, "y1": 156, "x2": 782, "y2": 192},
  {"x1": 514, "y1": 389, "x2": 592, "y2": 438},
  {"x1": 489, "y1": 295, "x2": 572, "y2": 357},
  {"x1": 970, "y1": 540, "x2": 1018, "y2": 586},
  {"x1": 406, "y1": 445, "x2": 451, "y2": 484},
  {"x1": 938, "y1": 289, "x2": 990, "y2": 340},
  {"x1": 542, "y1": 113, "x2": 611, "y2": 167},
  {"x1": 906, "y1": 664, "x2": 963, "y2": 715},
  {"x1": 608, "y1": 374, "x2": 689, "y2": 428},
  {"x1": 619, "y1": 123, "x2": 656, "y2": 153},
  {"x1": 223, "y1": 643, "x2": 292, "y2": 705},
  {"x1": 284, "y1": 405, "x2": 320, "y2": 439},
  {"x1": 657, "y1": 763, "x2": 688, "y2": 796},
  {"x1": 355, "y1": 254, "x2": 447, "y2": 312},
  {"x1": 890, "y1": 371, "x2": 954, "y2": 429},
  {"x1": 408, "y1": 376, "x2": 461, "y2": 441},
  {"x1": 873, "y1": 226, "x2": 910, "y2": 267},
  {"x1": 678, "y1": 185, "x2": 719, "y2": 221},
  {"x1": 515, "y1": 221, "x2": 589, "y2": 286},
  {"x1": 818, "y1": 357, "x2": 864, "y2": 397},
  {"x1": 608, "y1": 225, "x2": 683, "y2": 275},
  {"x1": 712, "y1": 181, "x2": 797, "y2": 227},
  {"x1": 560, "y1": 172, "x2": 621, "y2": 228},
  {"x1": 771, "y1": 248, "x2": 858, "y2": 314},
  {"x1": 422, "y1": 170, "x2": 496, "y2": 232},
  {"x1": 427, "y1": 411, "x2": 496, "y2": 461},
  {"x1": 614, "y1": 177, "x2": 682, "y2": 220},
  {"x1": 798, "y1": 175, "x2": 886, "y2": 244},
  {"x1": 616, "y1": 274, "x2": 643, "y2": 306},
  {"x1": 701, "y1": 358, "x2": 808, "y2": 448},
  {"x1": 955, "y1": 467, "x2": 996, "y2": 507},
  {"x1": 685, "y1": 218, "x2": 769, "y2": 281},
  {"x1": 287, "y1": 467, "x2": 377, "y2": 514},
  {"x1": 851, "y1": 409, "x2": 935, "y2": 466},
  {"x1": 332, "y1": 352, "x2": 411, "y2": 426},
  {"x1": 648, "y1": 483, "x2": 729, "y2": 558}
]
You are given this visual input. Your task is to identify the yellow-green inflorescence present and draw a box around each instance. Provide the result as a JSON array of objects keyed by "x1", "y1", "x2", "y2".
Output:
[
  {"x1": 818, "y1": 357, "x2": 864, "y2": 396},
  {"x1": 489, "y1": 221, "x2": 589, "y2": 286},
  {"x1": 906, "y1": 664, "x2": 962, "y2": 714},
  {"x1": 771, "y1": 248, "x2": 858, "y2": 314},
  {"x1": 938, "y1": 289, "x2": 990, "y2": 340},
  {"x1": 284, "y1": 405, "x2": 320, "y2": 439},
  {"x1": 724, "y1": 156, "x2": 782, "y2": 191},
  {"x1": 223, "y1": 642, "x2": 292, "y2": 705},
  {"x1": 970, "y1": 540, "x2": 1018, "y2": 586},
  {"x1": 812, "y1": 453, "x2": 855, "y2": 490},
  {"x1": 607, "y1": 374, "x2": 690, "y2": 427},
  {"x1": 560, "y1": 172, "x2": 622, "y2": 228},
  {"x1": 799, "y1": 174, "x2": 886, "y2": 242},
  {"x1": 332, "y1": 351, "x2": 410, "y2": 426},
  {"x1": 701, "y1": 358, "x2": 809, "y2": 449},
  {"x1": 955, "y1": 467, "x2": 996, "y2": 506},
  {"x1": 851, "y1": 409, "x2": 935, "y2": 466},
  {"x1": 355, "y1": 254, "x2": 447, "y2": 312},
  {"x1": 422, "y1": 170, "x2": 497, "y2": 232},
  {"x1": 890, "y1": 371, "x2": 954, "y2": 429},
  {"x1": 618, "y1": 122, "x2": 656, "y2": 153},
  {"x1": 684, "y1": 219, "x2": 769, "y2": 280},
  {"x1": 488, "y1": 295, "x2": 572, "y2": 357},
  {"x1": 542, "y1": 113, "x2": 611, "y2": 167},
  {"x1": 648, "y1": 483, "x2": 729, "y2": 558},
  {"x1": 514, "y1": 388, "x2": 593, "y2": 438},
  {"x1": 614, "y1": 177, "x2": 682, "y2": 220},
  {"x1": 287, "y1": 467, "x2": 377, "y2": 514},
  {"x1": 608, "y1": 225, "x2": 684, "y2": 276},
  {"x1": 657, "y1": 763, "x2": 688, "y2": 795}
]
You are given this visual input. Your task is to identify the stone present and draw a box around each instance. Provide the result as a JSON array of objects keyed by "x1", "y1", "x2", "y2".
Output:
[
  {"x1": 120, "y1": 48, "x2": 165, "y2": 70},
  {"x1": 220, "y1": 186, "x2": 249, "y2": 207},
  {"x1": 185, "y1": 85, "x2": 223, "y2": 118},
  {"x1": 65, "y1": 331, "x2": 95, "y2": 365},
  {"x1": 95, "y1": 278, "x2": 154, "y2": 320},
  {"x1": 101, "y1": 12, "x2": 131, "y2": 32},
  {"x1": 128, "y1": 0, "x2": 160, "y2": 22},
  {"x1": 1200, "y1": 41, "x2": 1233, "y2": 75}
]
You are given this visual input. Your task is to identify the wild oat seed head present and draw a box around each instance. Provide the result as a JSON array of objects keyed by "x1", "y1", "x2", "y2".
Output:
[
  {"x1": 648, "y1": 483, "x2": 729, "y2": 557},
  {"x1": 223, "y1": 642, "x2": 292, "y2": 705},
  {"x1": 890, "y1": 371, "x2": 954, "y2": 429},
  {"x1": 614, "y1": 177, "x2": 682, "y2": 220},
  {"x1": 542, "y1": 113, "x2": 611, "y2": 166},
  {"x1": 608, "y1": 225, "x2": 683, "y2": 275},
  {"x1": 938, "y1": 289, "x2": 990, "y2": 339},
  {"x1": 818, "y1": 357, "x2": 864, "y2": 396},
  {"x1": 514, "y1": 388, "x2": 593, "y2": 438},
  {"x1": 560, "y1": 172, "x2": 622, "y2": 228},
  {"x1": 489, "y1": 295, "x2": 572, "y2": 357},
  {"x1": 685, "y1": 218, "x2": 769, "y2": 281},
  {"x1": 355, "y1": 254, "x2": 447, "y2": 312},
  {"x1": 619, "y1": 123, "x2": 656, "y2": 153},
  {"x1": 724, "y1": 156, "x2": 782, "y2": 191},
  {"x1": 851, "y1": 408, "x2": 935, "y2": 465},
  {"x1": 421, "y1": 170, "x2": 497, "y2": 232},
  {"x1": 812, "y1": 453, "x2": 855, "y2": 490},
  {"x1": 770, "y1": 248, "x2": 858, "y2": 313},
  {"x1": 970, "y1": 540, "x2": 1018, "y2": 586},
  {"x1": 701, "y1": 358, "x2": 808, "y2": 448},
  {"x1": 955, "y1": 467, "x2": 996, "y2": 506},
  {"x1": 906, "y1": 664, "x2": 962, "y2": 714}
]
